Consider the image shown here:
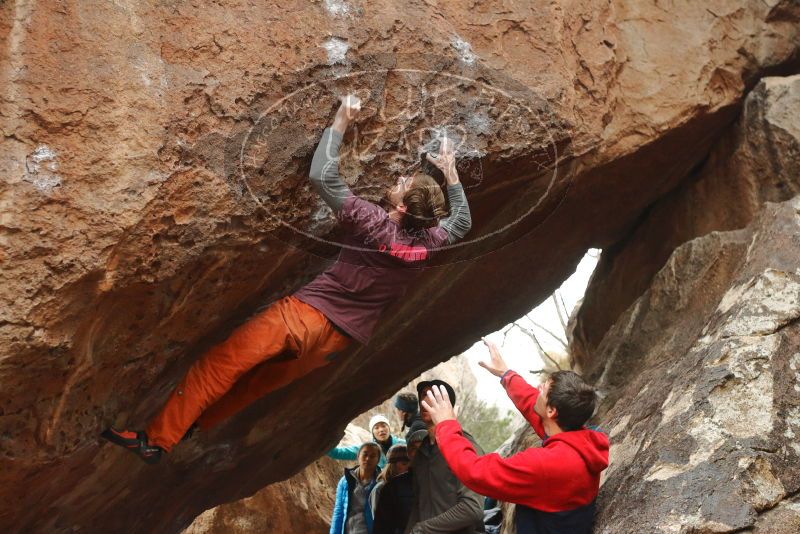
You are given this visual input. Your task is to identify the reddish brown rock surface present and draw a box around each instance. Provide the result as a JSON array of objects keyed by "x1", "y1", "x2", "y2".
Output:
[
  {"x1": 183, "y1": 424, "x2": 370, "y2": 534},
  {"x1": 1, "y1": 1, "x2": 798, "y2": 532},
  {"x1": 183, "y1": 456, "x2": 343, "y2": 534},
  {"x1": 572, "y1": 74, "x2": 800, "y2": 368}
]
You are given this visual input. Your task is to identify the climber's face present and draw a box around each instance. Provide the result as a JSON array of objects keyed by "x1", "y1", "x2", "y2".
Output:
[
  {"x1": 386, "y1": 174, "x2": 415, "y2": 209},
  {"x1": 358, "y1": 445, "x2": 380, "y2": 474},
  {"x1": 372, "y1": 422, "x2": 390, "y2": 442}
]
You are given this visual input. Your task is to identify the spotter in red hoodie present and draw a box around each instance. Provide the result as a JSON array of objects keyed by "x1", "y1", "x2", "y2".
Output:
[{"x1": 434, "y1": 370, "x2": 609, "y2": 534}]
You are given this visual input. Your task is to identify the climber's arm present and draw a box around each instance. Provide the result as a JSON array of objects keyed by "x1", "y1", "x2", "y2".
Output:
[
  {"x1": 429, "y1": 137, "x2": 472, "y2": 244},
  {"x1": 308, "y1": 96, "x2": 360, "y2": 212},
  {"x1": 438, "y1": 183, "x2": 471, "y2": 244}
]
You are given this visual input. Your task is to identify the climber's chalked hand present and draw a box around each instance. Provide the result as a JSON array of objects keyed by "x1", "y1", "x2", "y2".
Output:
[
  {"x1": 338, "y1": 94, "x2": 361, "y2": 119},
  {"x1": 332, "y1": 94, "x2": 361, "y2": 134},
  {"x1": 426, "y1": 135, "x2": 458, "y2": 184}
]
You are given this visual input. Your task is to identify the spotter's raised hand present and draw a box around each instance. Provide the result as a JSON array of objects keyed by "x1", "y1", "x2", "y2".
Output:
[{"x1": 420, "y1": 385, "x2": 457, "y2": 425}]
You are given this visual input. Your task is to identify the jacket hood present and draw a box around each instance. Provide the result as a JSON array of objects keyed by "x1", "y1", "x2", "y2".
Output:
[{"x1": 547, "y1": 428, "x2": 609, "y2": 475}]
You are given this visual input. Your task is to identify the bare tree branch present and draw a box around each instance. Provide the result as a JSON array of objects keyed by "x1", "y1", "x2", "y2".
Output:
[
  {"x1": 500, "y1": 323, "x2": 514, "y2": 345},
  {"x1": 510, "y1": 320, "x2": 564, "y2": 371},
  {"x1": 540, "y1": 351, "x2": 564, "y2": 371},
  {"x1": 552, "y1": 292, "x2": 568, "y2": 331},
  {"x1": 558, "y1": 292, "x2": 570, "y2": 322},
  {"x1": 522, "y1": 313, "x2": 568, "y2": 350}
]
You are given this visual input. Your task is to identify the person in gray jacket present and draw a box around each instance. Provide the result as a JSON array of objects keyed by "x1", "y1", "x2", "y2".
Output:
[{"x1": 405, "y1": 380, "x2": 485, "y2": 534}]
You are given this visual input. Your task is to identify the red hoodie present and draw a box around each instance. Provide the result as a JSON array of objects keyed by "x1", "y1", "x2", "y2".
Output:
[{"x1": 434, "y1": 370, "x2": 609, "y2": 512}]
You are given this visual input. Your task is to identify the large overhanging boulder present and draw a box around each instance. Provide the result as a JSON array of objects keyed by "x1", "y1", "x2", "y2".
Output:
[
  {"x1": 572, "y1": 73, "x2": 800, "y2": 369},
  {"x1": 1, "y1": 1, "x2": 798, "y2": 531}
]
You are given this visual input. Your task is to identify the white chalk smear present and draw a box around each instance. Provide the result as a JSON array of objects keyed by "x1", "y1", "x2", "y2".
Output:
[
  {"x1": 25, "y1": 144, "x2": 62, "y2": 192},
  {"x1": 31, "y1": 144, "x2": 57, "y2": 166},
  {"x1": 321, "y1": 37, "x2": 349, "y2": 65},
  {"x1": 466, "y1": 110, "x2": 493, "y2": 135},
  {"x1": 324, "y1": 0, "x2": 352, "y2": 17},
  {"x1": 420, "y1": 126, "x2": 482, "y2": 158},
  {"x1": 451, "y1": 36, "x2": 477, "y2": 65}
]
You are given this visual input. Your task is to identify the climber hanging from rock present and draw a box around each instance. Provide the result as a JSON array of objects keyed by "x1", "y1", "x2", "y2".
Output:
[{"x1": 101, "y1": 93, "x2": 473, "y2": 464}]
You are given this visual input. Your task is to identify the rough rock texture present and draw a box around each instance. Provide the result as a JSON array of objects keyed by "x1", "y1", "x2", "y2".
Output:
[
  {"x1": 505, "y1": 199, "x2": 800, "y2": 533},
  {"x1": 183, "y1": 456, "x2": 342, "y2": 534},
  {"x1": 572, "y1": 74, "x2": 800, "y2": 368},
  {"x1": 1, "y1": 1, "x2": 799, "y2": 532},
  {"x1": 183, "y1": 423, "x2": 368, "y2": 534},
  {"x1": 574, "y1": 74, "x2": 800, "y2": 533},
  {"x1": 590, "y1": 197, "x2": 800, "y2": 533}
]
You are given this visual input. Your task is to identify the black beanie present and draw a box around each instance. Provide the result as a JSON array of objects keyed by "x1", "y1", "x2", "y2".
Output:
[{"x1": 416, "y1": 379, "x2": 456, "y2": 406}]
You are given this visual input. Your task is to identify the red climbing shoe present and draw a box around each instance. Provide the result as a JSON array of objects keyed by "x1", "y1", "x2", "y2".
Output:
[{"x1": 100, "y1": 428, "x2": 163, "y2": 465}]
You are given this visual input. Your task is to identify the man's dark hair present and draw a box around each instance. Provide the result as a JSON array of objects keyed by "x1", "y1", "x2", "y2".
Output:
[
  {"x1": 547, "y1": 371, "x2": 597, "y2": 431},
  {"x1": 358, "y1": 441, "x2": 381, "y2": 456}
]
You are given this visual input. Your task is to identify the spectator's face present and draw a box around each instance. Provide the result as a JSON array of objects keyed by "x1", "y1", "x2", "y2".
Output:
[
  {"x1": 358, "y1": 446, "x2": 380, "y2": 474},
  {"x1": 419, "y1": 387, "x2": 433, "y2": 424},
  {"x1": 407, "y1": 439, "x2": 423, "y2": 461},
  {"x1": 389, "y1": 451, "x2": 410, "y2": 476},
  {"x1": 372, "y1": 422, "x2": 390, "y2": 442}
]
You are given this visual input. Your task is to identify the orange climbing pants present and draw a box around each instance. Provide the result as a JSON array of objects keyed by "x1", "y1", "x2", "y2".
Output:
[{"x1": 146, "y1": 296, "x2": 352, "y2": 452}]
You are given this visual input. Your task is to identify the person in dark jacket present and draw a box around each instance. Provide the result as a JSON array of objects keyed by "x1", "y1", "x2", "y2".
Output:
[
  {"x1": 395, "y1": 392, "x2": 426, "y2": 437},
  {"x1": 370, "y1": 445, "x2": 411, "y2": 527},
  {"x1": 373, "y1": 430, "x2": 427, "y2": 534},
  {"x1": 331, "y1": 442, "x2": 383, "y2": 534},
  {"x1": 406, "y1": 380, "x2": 485, "y2": 534},
  {"x1": 421, "y1": 339, "x2": 609, "y2": 534}
]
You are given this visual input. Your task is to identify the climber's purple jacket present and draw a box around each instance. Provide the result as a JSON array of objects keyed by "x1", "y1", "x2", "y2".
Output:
[{"x1": 294, "y1": 127, "x2": 472, "y2": 344}]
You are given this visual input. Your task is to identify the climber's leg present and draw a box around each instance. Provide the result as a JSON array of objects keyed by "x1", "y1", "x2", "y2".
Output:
[
  {"x1": 196, "y1": 309, "x2": 352, "y2": 430},
  {"x1": 144, "y1": 296, "x2": 312, "y2": 452}
]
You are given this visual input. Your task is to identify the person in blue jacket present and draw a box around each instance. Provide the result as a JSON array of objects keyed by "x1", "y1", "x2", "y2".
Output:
[
  {"x1": 329, "y1": 415, "x2": 405, "y2": 468},
  {"x1": 331, "y1": 442, "x2": 382, "y2": 534}
]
